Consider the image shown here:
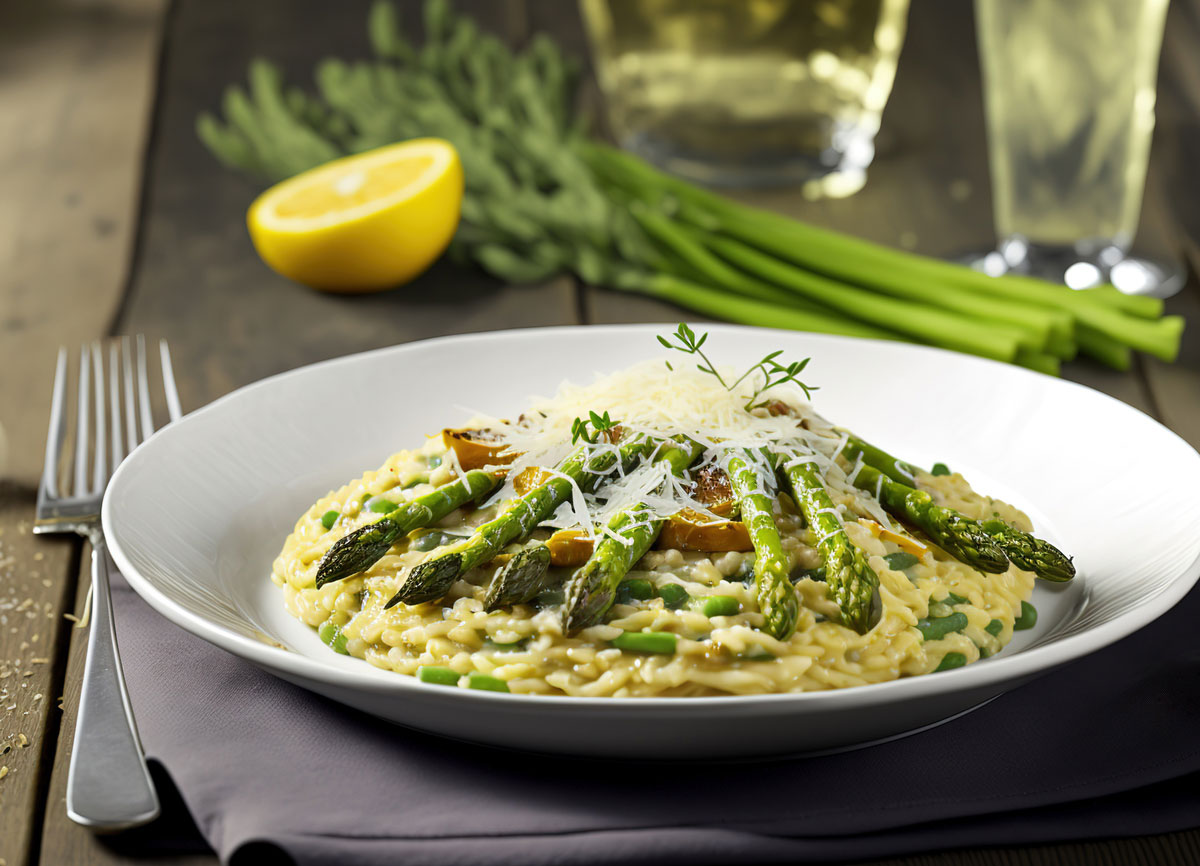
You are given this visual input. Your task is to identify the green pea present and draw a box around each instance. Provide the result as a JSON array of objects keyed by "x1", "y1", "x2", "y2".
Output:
[
  {"x1": 616, "y1": 578, "x2": 654, "y2": 603},
  {"x1": 934, "y1": 652, "x2": 967, "y2": 671},
  {"x1": 466, "y1": 672, "x2": 509, "y2": 692},
  {"x1": 428, "y1": 454, "x2": 443, "y2": 468},
  {"x1": 944, "y1": 592, "x2": 969, "y2": 606},
  {"x1": 931, "y1": 463, "x2": 951, "y2": 476},
  {"x1": 612, "y1": 630, "x2": 677, "y2": 654},
  {"x1": 365, "y1": 496, "x2": 395, "y2": 513},
  {"x1": 699, "y1": 595, "x2": 740, "y2": 617},
  {"x1": 416, "y1": 665, "x2": 460, "y2": 686},
  {"x1": 1014, "y1": 601, "x2": 1037, "y2": 631},
  {"x1": 884, "y1": 552, "x2": 920, "y2": 571},
  {"x1": 320, "y1": 510, "x2": 339, "y2": 530},
  {"x1": 917, "y1": 612, "x2": 969, "y2": 641},
  {"x1": 317, "y1": 622, "x2": 348, "y2": 655},
  {"x1": 656, "y1": 583, "x2": 690, "y2": 609},
  {"x1": 985, "y1": 619, "x2": 1004, "y2": 637}
]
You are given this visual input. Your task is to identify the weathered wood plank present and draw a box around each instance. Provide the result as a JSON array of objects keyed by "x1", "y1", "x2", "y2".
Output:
[
  {"x1": 37, "y1": 552, "x2": 218, "y2": 866},
  {"x1": 0, "y1": 0, "x2": 167, "y2": 486},
  {"x1": 0, "y1": 486, "x2": 78, "y2": 866}
]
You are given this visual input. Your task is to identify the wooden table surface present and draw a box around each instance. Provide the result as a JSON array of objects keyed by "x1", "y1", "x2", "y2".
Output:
[{"x1": 2, "y1": 1, "x2": 1198, "y2": 864}]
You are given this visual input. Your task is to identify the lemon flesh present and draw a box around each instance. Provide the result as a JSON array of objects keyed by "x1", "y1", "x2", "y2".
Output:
[{"x1": 247, "y1": 138, "x2": 463, "y2": 292}]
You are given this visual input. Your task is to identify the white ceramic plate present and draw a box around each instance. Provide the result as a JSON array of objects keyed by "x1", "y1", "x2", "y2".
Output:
[{"x1": 104, "y1": 325, "x2": 1200, "y2": 758}]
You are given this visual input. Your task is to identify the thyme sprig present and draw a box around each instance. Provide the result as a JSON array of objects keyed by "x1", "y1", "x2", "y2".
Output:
[
  {"x1": 658, "y1": 323, "x2": 817, "y2": 410},
  {"x1": 571, "y1": 410, "x2": 619, "y2": 444}
]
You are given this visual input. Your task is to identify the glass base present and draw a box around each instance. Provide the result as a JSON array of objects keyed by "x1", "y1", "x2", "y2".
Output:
[
  {"x1": 617, "y1": 125, "x2": 874, "y2": 197},
  {"x1": 962, "y1": 239, "x2": 1185, "y2": 299}
]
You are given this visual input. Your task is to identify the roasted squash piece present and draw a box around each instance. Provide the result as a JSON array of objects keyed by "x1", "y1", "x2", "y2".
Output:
[
  {"x1": 442, "y1": 428, "x2": 517, "y2": 471},
  {"x1": 657, "y1": 509, "x2": 753, "y2": 552},
  {"x1": 546, "y1": 529, "x2": 594, "y2": 567}
]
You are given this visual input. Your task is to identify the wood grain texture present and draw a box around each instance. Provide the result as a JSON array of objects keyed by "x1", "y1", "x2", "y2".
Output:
[
  {"x1": 37, "y1": 551, "x2": 217, "y2": 866},
  {"x1": 0, "y1": 0, "x2": 166, "y2": 486},
  {"x1": 0, "y1": 486, "x2": 77, "y2": 866}
]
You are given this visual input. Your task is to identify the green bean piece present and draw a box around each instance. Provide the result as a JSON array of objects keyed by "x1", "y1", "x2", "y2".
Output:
[
  {"x1": 699, "y1": 595, "x2": 740, "y2": 617},
  {"x1": 927, "y1": 601, "x2": 954, "y2": 619},
  {"x1": 365, "y1": 495, "x2": 396, "y2": 513},
  {"x1": 616, "y1": 578, "x2": 655, "y2": 603},
  {"x1": 978, "y1": 646, "x2": 993, "y2": 659},
  {"x1": 417, "y1": 665, "x2": 460, "y2": 686},
  {"x1": 917, "y1": 612, "x2": 969, "y2": 641},
  {"x1": 883, "y1": 551, "x2": 920, "y2": 571},
  {"x1": 931, "y1": 463, "x2": 952, "y2": 476},
  {"x1": 318, "y1": 621, "x2": 348, "y2": 655},
  {"x1": 320, "y1": 509, "x2": 340, "y2": 530},
  {"x1": 944, "y1": 592, "x2": 969, "y2": 606},
  {"x1": 403, "y1": 476, "x2": 428, "y2": 489},
  {"x1": 934, "y1": 652, "x2": 967, "y2": 672},
  {"x1": 656, "y1": 583, "x2": 690, "y2": 609},
  {"x1": 466, "y1": 672, "x2": 510, "y2": 692},
  {"x1": 1014, "y1": 600, "x2": 1038, "y2": 631},
  {"x1": 985, "y1": 618, "x2": 1004, "y2": 637},
  {"x1": 612, "y1": 630, "x2": 678, "y2": 654}
]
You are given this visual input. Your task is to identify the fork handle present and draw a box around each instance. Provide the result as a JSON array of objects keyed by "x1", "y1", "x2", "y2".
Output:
[{"x1": 66, "y1": 532, "x2": 160, "y2": 831}]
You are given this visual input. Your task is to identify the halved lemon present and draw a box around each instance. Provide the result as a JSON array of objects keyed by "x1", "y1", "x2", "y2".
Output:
[{"x1": 247, "y1": 138, "x2": 463, "y2": 292}]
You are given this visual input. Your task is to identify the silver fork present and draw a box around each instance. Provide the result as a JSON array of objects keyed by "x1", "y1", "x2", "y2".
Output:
[{"x1": 34, "y1": 336, "x2": 182, "y2": 830}]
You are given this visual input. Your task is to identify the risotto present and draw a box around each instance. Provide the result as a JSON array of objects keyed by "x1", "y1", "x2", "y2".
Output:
[{"x1": 272, "y1": 344, "x2": 1068, "y2": 697}]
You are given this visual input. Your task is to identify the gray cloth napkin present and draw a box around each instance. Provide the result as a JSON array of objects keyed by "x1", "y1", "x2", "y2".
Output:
[{"x1": 111, "y1": 574, "x2": 1200, "y2": 866}]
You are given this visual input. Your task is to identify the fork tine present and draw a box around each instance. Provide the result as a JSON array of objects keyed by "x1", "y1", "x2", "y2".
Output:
[
  {"x1": 75, "y1": 345, "x2": 91, "y2": 496},
  {"x1": 123, "y1": 336, "x2": 137, "y2": 448},
  {"x1": 41, "y1": 347, "x2": 69, "y2": 499},
  {"x1": 159, "y1": 340, "x2": 182, "y2": 423},
  {"x1": 135, "y1": 334, "x2": 154, "y2": 442},
  {"x1": 91, "y1": 341, "x2": 107, "y2": 491},
  {"x1": 110, "y1": 342, "x2": 125, "y2": 466}
]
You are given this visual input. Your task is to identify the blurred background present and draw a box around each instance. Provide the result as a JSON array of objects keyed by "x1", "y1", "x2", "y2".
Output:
[{"x1": 1, "y1": 0, "x2": 1198, "y2": 478}]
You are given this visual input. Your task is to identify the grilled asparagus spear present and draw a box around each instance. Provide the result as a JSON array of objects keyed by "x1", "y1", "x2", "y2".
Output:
[
  {"x1": 724, "y1": 448, "x2": 800, "y2": 640},
  {"x1": 315, "y1": 469, "x2": 501, "y2": 587},
  {"x1": 781, "y1": 454, "x2": 880, "y2": 634},
  {"x1": 561, "y1": 438, "x2": 705, "y2": 633},
  {"x1": 483, "y1": 542, "x2": 553, "y2": 609},
  {"x1": 841, "y1": 437, "x2": 1073, "y2": 581},
  {"x1": 385, "y1": 435, "x2": 652, "y2": 607}
]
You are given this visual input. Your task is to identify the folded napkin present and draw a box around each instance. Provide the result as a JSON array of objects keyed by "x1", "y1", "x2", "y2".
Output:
[{"x1": 111, "y1": 572, "x2": 1200, "y2": 866}]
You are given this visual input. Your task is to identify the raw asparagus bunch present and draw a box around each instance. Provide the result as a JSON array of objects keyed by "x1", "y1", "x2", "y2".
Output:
[
  {"x1": 561, "y1": 438, "x2": 705, "y2": 633},
  {"x1": 316, "y1": 468, "x2": 501, "y2": 587},
  {"x1": 385, "y1": 435, "x2": 652, "y2": 607},
  {"x1": 781, "y1": 454, "x2": 881, "y2": 634},
  {"x1": 841, "y1": 438, "x2": 1074, "y2": 582},
  {"x1": 723, "y1": 449, "x2": 801, "y2": 640}
]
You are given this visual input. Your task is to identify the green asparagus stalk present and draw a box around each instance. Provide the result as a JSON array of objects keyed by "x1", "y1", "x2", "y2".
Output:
[
  {"x1": 780, "y1": 454, "x2": 881, "y2": 634},
  {"x1": 723, "y1": 449, "x2": 800, "y2": 640},
  {"x1": 385, "y1": 435, "x2": 652, "y2": 607},
  {"x1": 315, "y1": 469, "x2": 501, "y2": 587},
  {"x1": 561, "y1": 437, "x2": 705, "y2": 633},
  {"x1": 841, "y1": 438, "x2": 1074, "y2": 581},
  {"x1": 843, "y1": 460, "x2": 1010, "y2": 575},
  {"x1": 483, "y1": 542, "x2": 553, "y2": 609},
  {"x1": 979, "y1": 519, "x2": 1075, "y2": 582}
]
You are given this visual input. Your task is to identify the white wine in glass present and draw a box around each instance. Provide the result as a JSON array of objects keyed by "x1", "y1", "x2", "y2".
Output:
[
  {"x1": 581, "y1": 0, "x2": 910, "y2": 194},
  {"x1": 973, "y1": 0, "x2": 1181, "y2": 297}
]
